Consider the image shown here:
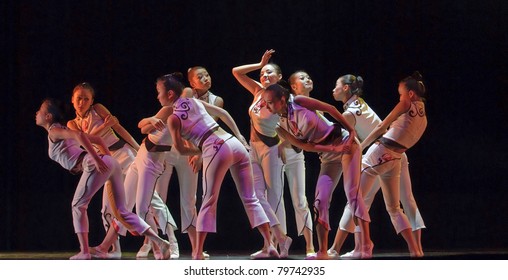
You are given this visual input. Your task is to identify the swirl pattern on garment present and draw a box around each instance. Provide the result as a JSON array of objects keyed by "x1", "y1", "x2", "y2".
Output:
[
  {"x1": 212, "y1": 138, "x2": 225, "y2": 152},
  {"x1": 350, "y1": 99, "x2": 363, "y2": 116},
  {"x1": 408, "y1": 102, "x2": 425, "y2": 118},
  {"x1": 174, "y1": 100, "x2": 190, "y2": 120}
]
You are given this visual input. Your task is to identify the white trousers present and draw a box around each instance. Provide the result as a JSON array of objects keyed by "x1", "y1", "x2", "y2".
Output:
[
  {"x1": 354, "y1": 143, "x2": 413, "y2": 234},
  {"x1": 155, "y1": 149, "x2": 198, "y2": 233},
  {"x1": 339, "y1": 151, "x2": 425, "y2": 232},
  {"x1": 314, "y1": 139, "x2": 369, "y2": 230},
  {"x1": 72, "y1": 154, "x2": 150, "y2": 235},
  {"x1": 197, "y1": 132, "x2": 269, "y2": 233},
  {"x1": 283, "y1": 147, "x2": 313, "y2": 235},
  {"x1": 249, "y1": 140, "x2": 286, "y2": 231},
  {"x1": 121, "y1": 144, "x2": 177, "y2": 236},
  {"x1": 101, "y1": 144, "x2": 136, "y2": 233}
]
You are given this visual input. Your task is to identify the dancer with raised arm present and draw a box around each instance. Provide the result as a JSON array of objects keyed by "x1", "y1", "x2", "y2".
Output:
[{"x1": 232, "y1": 50, "x2": 293, "y2": 258}]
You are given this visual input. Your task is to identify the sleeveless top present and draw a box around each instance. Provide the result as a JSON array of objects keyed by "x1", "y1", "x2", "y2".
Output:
[
  {"x1": 193, "y1": 90, "x2": 220, "y2": 106},
  {"x1": 48, "y1": 123, "x2": 85, "y2": 171},
  {"x1": 249, "y1": 91, "x2": 279, "y2": 137},
  {"x1": 143, "y1": 106, "x2": 172, "y2": 146},
  {"x1": 147, "y1": 124, "x2": 172, "y2": 146},
  {"x1": 172, "y1": 97, "x2": 219, "y2": 147},
  {"x1": 71, "y1": 105, "x2": 119, "y2": 148},
  {"x1": 343, "y1": 95, "x2": 381, "y2": 142},
  {"x1": 383, "y1": 101, "x2": 427, "y2": 149},
  {"x1": 279, "y1": 102, "x2": 336, "y2": 143},
  {"x1": 289, "y1": 94, "x2": 334, "y2": 126}
]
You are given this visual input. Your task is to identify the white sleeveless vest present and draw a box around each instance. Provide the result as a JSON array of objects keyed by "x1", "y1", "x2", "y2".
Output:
[
  {"x1": 71, "y1": 105, "x2": 119, "y2": 148},
  {"x1": 343, "y1": 95, "x2": 381, "y2": 142},
  {"x1": 383, "y1": 101, "x2": 427, "y2": 149},
  {"x1": 172, "y1": 97, "x2": 219, "y2": 147},
  {"x1": 48, "y1": 123, "x2": 85, "y2": 171},
  {"x1": 249, "y1": 91, "x2": 279, "y2": 137}
]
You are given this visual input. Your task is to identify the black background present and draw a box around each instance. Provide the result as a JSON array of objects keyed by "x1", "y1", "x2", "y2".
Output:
[{"x1": 2, "y1": 0, "x2": 508, "y2": 254}]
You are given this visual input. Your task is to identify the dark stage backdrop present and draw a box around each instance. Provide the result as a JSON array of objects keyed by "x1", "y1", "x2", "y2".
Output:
[{"x1": 3, "y1": 1, "x2": 507, "y2": 254}]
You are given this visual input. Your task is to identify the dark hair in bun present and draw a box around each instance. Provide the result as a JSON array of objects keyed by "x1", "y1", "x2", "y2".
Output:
[
  {"x1": 400, "y1": 71, "x2": 426, "y2": 100},
  {"x1": 340, "y1": 74, "x2": 364, "y2": 96}
]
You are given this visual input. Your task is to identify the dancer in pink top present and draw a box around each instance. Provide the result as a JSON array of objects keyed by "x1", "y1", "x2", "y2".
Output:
[{"x1": 160, "y1": 73, "x2": 278, "y2": 260}]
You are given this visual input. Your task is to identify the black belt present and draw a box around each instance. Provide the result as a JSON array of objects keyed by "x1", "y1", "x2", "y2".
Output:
[
  {"x1": 251, "y1": 125, "x2": 280, "y2": 147},
  {"x1": 143, "y1": 137, "x2": 172, "y2": 152},
  {"x1": 198, "y1": 127, "x2": 219, "y2": 149},
  {"x1": 108, "y1": 138, "x2": 126, "y2": 151},
  {"x1": 317, "y1": 124, "x2": 343, "y2": 145},
  {"x1": 378, "y1": 137, "x2": 407, "y2": 152},
  {"x1": 291, "y1": 145, "x2": 302, "y2": 153}
]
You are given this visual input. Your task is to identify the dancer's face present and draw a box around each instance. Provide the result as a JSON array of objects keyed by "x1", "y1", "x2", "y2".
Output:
[
  {"x1": 260, "y1": 65, "x2": 281, "y2": 87},
  {"x1": 72, "y1": 88, "x2": 94, "y2": 116},
  {"x1": 332, "y1": 78, "x2": 348, "y2": 102},
  {"x1": 263, "y1": 90, "x2": 285, "y2": 115},
  {"x1": 189, "y1": 68, "x2": 212, "y2": 91},
  {"x1": 290, "y1": 72, "x2": 313, "y2": 96},
  {"x1": 35, "y1": 101, "x2": 50, "y2": 127},
  {"x1": 156, "y1": 81, "x2": 171, "y2": 106}
]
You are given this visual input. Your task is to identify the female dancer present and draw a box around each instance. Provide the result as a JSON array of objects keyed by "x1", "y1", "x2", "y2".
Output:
[
  {"x1": 137, "y1": 68, "x2": 221, "y2": 259},
  {"x1": 263, "y1": 84, "x2": 373, "y2": 259},
  {"x1": 68, "y1": 82, "x2": 176, "y2": 259},
  {"x1": 328, "y1": 74, "x2": 426, "y2": 258},
  {"x1": 121, "y1": 75, "x2": 189, "y2": 259},
  {"x1": 188, "y1": 66, "x2": 224, "y2": 110},
  {"x1": 67, "y1": 82, "x2": 139, "y2": 258},
  {"x1": 283, "y1": 70, "x2": 316, "y2": 255},
  {"x1": 355, "y1": 72, "x2": 427, "y2": 257},
  {"x1": 35, "y1": 98, "x2": 171, "y2": 260},
  {"x1": 160, "y1": 73, "x2": 278, "y2": 260},
  {"x1": 232, "y1": 50, "x2": 292, "y2": 258}
]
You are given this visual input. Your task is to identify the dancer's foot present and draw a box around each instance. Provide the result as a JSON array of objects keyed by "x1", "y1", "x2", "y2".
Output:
[
  {"x1": 250, "y1": 245, "x2": 279, "y2": 259},
  {"x1": 327, "y1": 248, "x2": 339, "y2": 259},
  {"x1": 169, "y1": 242, "x2": 180, "y2": 260},
  {"x1": 305, "y1": 251, "x2": 329, "y2": 260},
  {"x1": 70, "y1": 252, "x2": 91, "y2": 260},
  {"x1": 136, "y1": 243, "x2": 152, "y2": 258},
  {"x1": 279, "y1": 237, "x2": 293, "y2": 258},
  {"x1": 361, "y1": 242, "x2": 374, "y2": 259}
]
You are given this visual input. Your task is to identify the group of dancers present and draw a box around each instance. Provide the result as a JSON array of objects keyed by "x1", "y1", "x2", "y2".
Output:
[{"x1": 35, "y1": 49, "x2": 427, "y2": 260}]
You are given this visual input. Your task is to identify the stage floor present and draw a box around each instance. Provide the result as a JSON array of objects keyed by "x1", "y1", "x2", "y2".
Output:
[{"x1": 1, "y1": 250, "x2": 507, "y2": 260}]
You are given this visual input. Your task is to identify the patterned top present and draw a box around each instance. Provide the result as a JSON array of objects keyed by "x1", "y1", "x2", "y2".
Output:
[
  {"x1": 249, "y1": 90, "x2": 280, "y2": 137},
  {"x1": 383, "y1": 101, "x2": 427, "y2": 149},
  {"x1": 172, "y1": 97, "x2": 219, "y2": 147},
  {"x1": 279, "y1": 102, "x2": 336, "y2": 144},
  {"x1": 343, "y1": 95, "x2": 381, "y2": 142}
]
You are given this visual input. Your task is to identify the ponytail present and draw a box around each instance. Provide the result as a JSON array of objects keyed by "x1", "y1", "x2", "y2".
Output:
[{"x1": 340, "y1": 74, "x2": 364, "y2": 96}]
